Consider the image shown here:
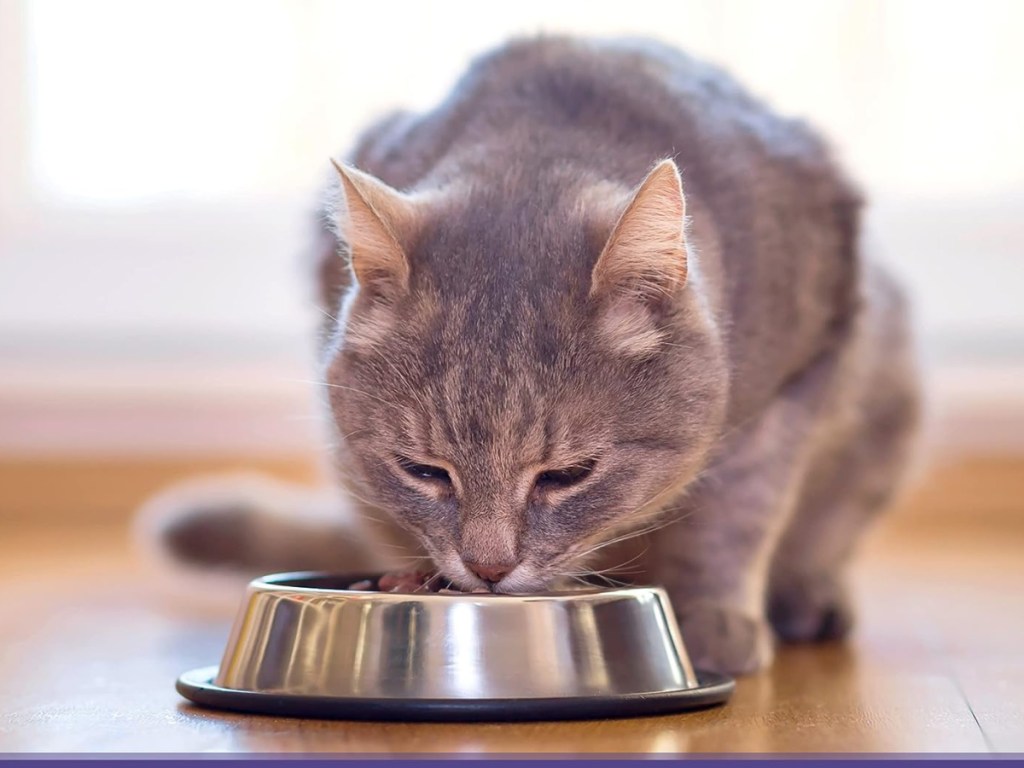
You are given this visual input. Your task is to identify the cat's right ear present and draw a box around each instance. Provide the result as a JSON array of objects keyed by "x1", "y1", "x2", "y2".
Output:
[{"x1": 330, "y1": 160, "x2": 417, "y2": 300}]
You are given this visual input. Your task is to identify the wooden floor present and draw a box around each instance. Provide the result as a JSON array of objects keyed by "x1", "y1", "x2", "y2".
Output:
[{"x1": 0, "y1": 456, "x2": 1022, "y2": 754}]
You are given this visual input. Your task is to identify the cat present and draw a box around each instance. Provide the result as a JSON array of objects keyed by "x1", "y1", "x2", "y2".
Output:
[{"x1": 136, "y1": 36, "x2": 921, "y2": 674}]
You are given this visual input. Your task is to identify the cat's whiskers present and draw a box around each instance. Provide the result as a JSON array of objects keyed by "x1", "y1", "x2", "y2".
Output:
[
  {"x1": 281, "y1": 377, "x2": 394, "y2": 408},
  {"x1": 594, "y1": 543, "x2": 650, "y2": 574},
  {"x1": 562, "y1": 571, "x2": 634, "y2": 589},
  {"x1": 550, "y1": 507, "x2": 686, "y2": 581},
  {"x1": 588, "y1": 573, "x2": 634, "y2": 588},
  {"x1": 331, "y1": 481, "x2": 381, "y2": 512},
  {"x1": 386, "y1": 553, "x2": 432, "y2": 563},
  {"x1": 329, "y1": 466, "x2": 384, "y2": 508},
  {"x1": 365, "y1": 539, "x2": 412, "y2": 552},
  {"x1": 563, "y1": 541, "x2": 650, "y2": 578},
  {"x1": 314, "y1": 304, "x2": 340, "y2": 325},
  {"x1": 352, "y1": 508, "x2": 397, "y2": 528},
  {"x1": 553, "y1": 467, "x2": 707, "y2": 573},
  {"x1": 566, "y1": 514, "x2": 675, "y2": 564}
]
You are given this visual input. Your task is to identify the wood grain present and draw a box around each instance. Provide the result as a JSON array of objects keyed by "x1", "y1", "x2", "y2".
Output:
[
  {"x1": 0, "y1": 456, "x2": 1022, "y2": 753},
  {"x1": 0, "y1": 455, "x2": 321, "y2": 525},
  {"x1": 952, "y1": 662, "x2": 1024, "y2": 752}
]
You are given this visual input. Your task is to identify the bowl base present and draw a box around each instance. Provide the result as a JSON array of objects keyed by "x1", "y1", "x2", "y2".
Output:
[{"x1": 176, "y1": 666, "x2": 733, "y2": 722}]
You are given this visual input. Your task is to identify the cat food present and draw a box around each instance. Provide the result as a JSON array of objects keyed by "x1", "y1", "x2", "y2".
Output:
[{"x1": 346, "y1": 570, "x2": 490, "y2": 594}]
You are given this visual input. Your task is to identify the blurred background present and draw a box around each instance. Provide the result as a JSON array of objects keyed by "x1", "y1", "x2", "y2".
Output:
[
  {"x1": 2, "y1": 2, "x2": 1023, "y2": 752},
  {"x1": 1, "y1": 0, "x2": 1022, "y2": 528}
]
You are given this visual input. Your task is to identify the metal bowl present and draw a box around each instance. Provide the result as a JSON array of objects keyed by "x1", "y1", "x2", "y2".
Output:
[{"x1": 177, "y1": 572, "x2": 733, "y2": 721}]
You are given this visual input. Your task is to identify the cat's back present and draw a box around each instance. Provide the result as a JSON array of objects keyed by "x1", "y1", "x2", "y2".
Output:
[{"x1": 354, "y1": 36, "x2": 843, "y2": 195}]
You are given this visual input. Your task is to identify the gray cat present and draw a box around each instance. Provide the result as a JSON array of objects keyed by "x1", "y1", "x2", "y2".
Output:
[{"x1": 141, "y1": 36, "x2": 920, "y2": 674}]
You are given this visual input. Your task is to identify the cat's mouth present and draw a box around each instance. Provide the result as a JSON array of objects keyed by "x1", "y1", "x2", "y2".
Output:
[
  {"x1": 436, "y1": 552, "x2": 558, "y2": 594},
  {"x1": 345, "y1": 565, "x2": 567, "y2": 595}
]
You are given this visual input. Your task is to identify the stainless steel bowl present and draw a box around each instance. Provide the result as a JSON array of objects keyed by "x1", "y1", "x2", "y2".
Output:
[{"x1": 177, "y1": 572, "x2": 733, "y2": 721}]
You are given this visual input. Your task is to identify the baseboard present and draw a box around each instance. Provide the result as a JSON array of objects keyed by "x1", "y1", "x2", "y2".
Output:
[{"x1": 2, "y1": 358, "x2": 1022, "y2": 457}]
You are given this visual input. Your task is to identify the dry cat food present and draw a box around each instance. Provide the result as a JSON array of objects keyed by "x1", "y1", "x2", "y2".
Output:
[{"x1": 346, "y1": 570, "x2": 490, "y2": 594}]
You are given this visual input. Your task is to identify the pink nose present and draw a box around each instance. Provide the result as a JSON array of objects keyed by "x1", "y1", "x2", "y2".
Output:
[{"x1": 464, "y1": 561, "x2": 513, "y2": 584}]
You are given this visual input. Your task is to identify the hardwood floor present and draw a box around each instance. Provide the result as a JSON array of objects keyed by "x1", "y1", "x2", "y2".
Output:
[{"x1": 0, "y1": 456, "x2": 1022, "y2": 753}]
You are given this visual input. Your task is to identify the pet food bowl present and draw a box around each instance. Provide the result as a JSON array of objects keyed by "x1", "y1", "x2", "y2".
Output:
[{"x1": 177, "y1": 572, "x2": 734, "y2": 721}]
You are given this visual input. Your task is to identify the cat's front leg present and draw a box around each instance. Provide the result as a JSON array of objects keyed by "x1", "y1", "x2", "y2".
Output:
[{"x1": 650, "y1": 344, "x2": 847, "y2": 675}]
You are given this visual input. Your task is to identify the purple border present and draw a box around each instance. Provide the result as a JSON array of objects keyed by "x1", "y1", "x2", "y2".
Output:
[{"x1": 0, "y1": 755, "x2": 1021, "y2": 764}]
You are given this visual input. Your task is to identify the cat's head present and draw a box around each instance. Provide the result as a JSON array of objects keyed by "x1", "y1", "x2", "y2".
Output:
[{"x1": 322, "y1": 159, "x2": 728, "y2": 592}]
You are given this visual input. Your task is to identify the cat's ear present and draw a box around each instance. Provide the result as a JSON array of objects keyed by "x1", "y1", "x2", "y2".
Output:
[
  {"x1": 330, "y1": 160, "x2": 416, "y2": 299},
  {"x1": 589, "y1": 160, "x2": 689, "y2": 357},
  {"x1": 590, "y1": 159, "x2": 689, "y2": 303}
]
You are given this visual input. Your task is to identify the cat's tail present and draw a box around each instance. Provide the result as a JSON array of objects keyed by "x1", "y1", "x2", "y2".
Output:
[{"x1": 132, "y1": 472, "x2": 390, "y2": 614}]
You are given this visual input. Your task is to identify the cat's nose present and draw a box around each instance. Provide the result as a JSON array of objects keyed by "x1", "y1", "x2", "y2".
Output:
[{"x1": 464, "y1": 560, "x2": 513, "y2": 584}]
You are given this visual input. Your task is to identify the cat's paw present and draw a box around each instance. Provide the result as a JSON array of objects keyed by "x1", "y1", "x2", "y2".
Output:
[
  {"x1": 676, "y1": 601, "x2": 775, "y2": 675},
  {"x1": 767, "y1": 572, "x2": 855, "y2": 642}
]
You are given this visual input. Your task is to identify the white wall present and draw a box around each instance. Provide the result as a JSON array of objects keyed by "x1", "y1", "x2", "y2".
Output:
[
  {"x1": 1, "y1": 0, "x2": 1022, "y2": 454},
  {"x1": 3, "y1": 0, "x2": 1023, "y2": 350}
]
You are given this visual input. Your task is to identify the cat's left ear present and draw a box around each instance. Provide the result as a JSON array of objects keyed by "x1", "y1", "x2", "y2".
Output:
[
  {"x1": 330, "y1": 160, "x2": 418, "y2": 300},
  {"x1": 589, "y1": 160, "x2": 690, "y2": 356},
  {"x1": 590, "y1": 159, "x2": 689, "y2": 303}
]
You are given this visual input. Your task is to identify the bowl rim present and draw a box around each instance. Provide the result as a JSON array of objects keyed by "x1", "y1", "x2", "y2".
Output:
[
  {"x1": 247, "y1": 570, "x2": 671, "y2": 604},
  {"x1": 178, "y1": 664, "x2": 735, "y2": 721}
]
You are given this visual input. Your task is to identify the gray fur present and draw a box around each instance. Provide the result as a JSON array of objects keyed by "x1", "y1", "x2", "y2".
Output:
[{"x1": 143, "y1": 36, "x2": 920, "y2": 674}]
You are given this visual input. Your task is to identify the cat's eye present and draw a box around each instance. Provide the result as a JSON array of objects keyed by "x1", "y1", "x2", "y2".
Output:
[
  {"x1": 535, "y1": 459, "x2": 597, "y2": 490},
  {"x1": 396, "y1": 456, "x2": 452, "y2": 485}
]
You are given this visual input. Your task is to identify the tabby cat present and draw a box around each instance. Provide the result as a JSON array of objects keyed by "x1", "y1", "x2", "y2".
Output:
[{"x1": 139, "y1": 37, "x2": 920, "y2": 674}]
